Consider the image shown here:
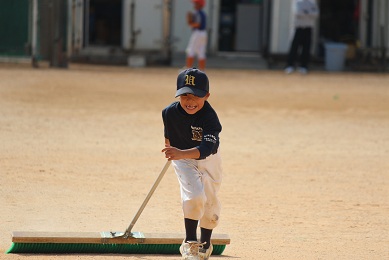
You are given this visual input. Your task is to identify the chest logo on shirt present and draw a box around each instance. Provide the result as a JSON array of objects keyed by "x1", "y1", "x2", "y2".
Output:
[{"x1": 191, "y1": 126, "x2": 202, "y2": 141}]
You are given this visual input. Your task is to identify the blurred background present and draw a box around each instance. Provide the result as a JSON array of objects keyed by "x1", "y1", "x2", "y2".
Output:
[{"x1": 0, "y1": 0, "x2": 387, "y2": 71}]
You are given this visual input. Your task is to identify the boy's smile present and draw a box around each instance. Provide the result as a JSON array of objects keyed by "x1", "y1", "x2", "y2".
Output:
[{"x1": 179, "y1": 93, "x2": 210, "y2": 114}]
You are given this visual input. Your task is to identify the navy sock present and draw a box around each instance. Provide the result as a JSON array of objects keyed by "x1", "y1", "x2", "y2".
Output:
[
  {"x1": 200, "y1": 227, "x2": 213, "y2": 249},
  {"x1": 184, "y1": 218, "x2": 198, "y2": 242}
]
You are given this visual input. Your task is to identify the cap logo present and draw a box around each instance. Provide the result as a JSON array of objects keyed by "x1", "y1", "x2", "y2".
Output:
[{"x1": 185, "y1": 75, "x2": 196, "y2": 86}]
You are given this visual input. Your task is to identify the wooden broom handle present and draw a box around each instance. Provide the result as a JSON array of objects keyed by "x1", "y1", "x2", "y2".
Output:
[{"x1": 124, "y1": 160, "x2": 171, "y2": 238}]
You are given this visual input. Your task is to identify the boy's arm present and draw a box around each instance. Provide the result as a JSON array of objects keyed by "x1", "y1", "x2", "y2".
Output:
[
  {"x1": 162, "y1": 139, "x2": 200, "y2": 161},
  {"x1": 187, "y1": 12, "x2": 193, "y2": 25},
  {"x1": 187, "y1": 12, "x2": 201, "y2": 29}
]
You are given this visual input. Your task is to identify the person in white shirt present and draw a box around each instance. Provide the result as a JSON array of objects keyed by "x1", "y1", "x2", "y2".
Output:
[{"x1": 285, "y1": 0, "x2": 319, "y2": 74}]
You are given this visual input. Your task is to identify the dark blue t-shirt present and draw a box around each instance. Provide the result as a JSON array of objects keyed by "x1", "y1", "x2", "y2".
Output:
[
  {"x1": 162, "y1": 101, "x2": 221, "y2": 159},
  {"x1": 193, "y1": 9, "x2": 206, "y2": 31}
]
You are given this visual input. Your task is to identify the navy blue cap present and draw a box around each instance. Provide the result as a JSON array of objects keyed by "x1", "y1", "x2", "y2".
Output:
[{"x1": 175, "y1": 68, "x2": 209, "y2": 98}]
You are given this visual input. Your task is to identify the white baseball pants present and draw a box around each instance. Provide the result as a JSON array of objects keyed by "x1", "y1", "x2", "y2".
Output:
[
  {"x1": 172, "y1": 152, "x2": 222, "y2": 230},
  {"x1": 186, "y1": 30, "x2": 208, "y2": 60}
]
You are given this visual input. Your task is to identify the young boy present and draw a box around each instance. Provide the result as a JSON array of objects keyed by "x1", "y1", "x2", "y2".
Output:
[
  {"x1": 162, "y1": 68, "x2": 222, "y2": 260},
  {"x1": 185, "y1": 0, "x2": 207, "y2": 71}
]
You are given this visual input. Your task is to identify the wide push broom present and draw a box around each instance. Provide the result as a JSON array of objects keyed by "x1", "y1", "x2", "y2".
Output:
[{"x1": 7, "y1": 160, "x2": 230, "y2": 255}]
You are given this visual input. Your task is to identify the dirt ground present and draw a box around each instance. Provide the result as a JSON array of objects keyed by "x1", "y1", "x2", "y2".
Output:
[{"x1": 1, "y1": 64, "x2": 388, "y2": 260}]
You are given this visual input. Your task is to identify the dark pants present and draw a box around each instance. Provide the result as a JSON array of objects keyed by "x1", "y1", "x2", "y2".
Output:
[{"x1": 287, "y1": 27, "x2": 312, "y2": 69}]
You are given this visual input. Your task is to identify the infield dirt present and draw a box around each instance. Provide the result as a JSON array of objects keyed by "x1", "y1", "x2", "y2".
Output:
[{"x1": 1, "y1": 64, "x2": 388, "y2": 259}]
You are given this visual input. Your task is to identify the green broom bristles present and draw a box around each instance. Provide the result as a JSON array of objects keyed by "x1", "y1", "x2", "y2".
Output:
[{"x1": 6, "y1": 242, "x2": 226, "y2": 255}]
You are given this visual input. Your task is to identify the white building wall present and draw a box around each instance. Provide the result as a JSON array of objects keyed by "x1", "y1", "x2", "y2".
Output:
[
  {"x1": 170, "y1": 0, "x2": 192, "y2": 53},
  {"x1": 73, "y1": 0, "x2": 325, "y2": 57},
  {"x1": 373, "y1": 0, "x2": 389, "y2": 49},
  {"x1": 270, "y1": 0, "x2": 293, "y2": 54},
  {"x1": 207, "y1": 0, "x2": 220, "y2": 54},
  {"x1": 359, "y1": 0, "x2": 389, "y2": 50},
  {"x1": 122, "y1": 0, "x2": 164, "y2": 50}
]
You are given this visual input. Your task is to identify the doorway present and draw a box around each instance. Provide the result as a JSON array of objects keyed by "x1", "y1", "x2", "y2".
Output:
[
  {"x1": 84, "y1": 0, "x2": 122, "y2": 47},
  {"x1": 318, "y1": 0, "x2": 360, "y2": 57},
  {"x1": 218, "y1": 0, "x2": 267, "y2": 53}
]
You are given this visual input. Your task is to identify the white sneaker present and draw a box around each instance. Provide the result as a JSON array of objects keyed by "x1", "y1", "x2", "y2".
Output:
[
  {"x1": 284, "y1": 66, "x2": 294, "y2": 74},
  {"x1": 199, "y1": 244, "x2": 213, "y2": 260},
  {"x1": 180, "y1": 241, "x2": 204, "y2": 260}
]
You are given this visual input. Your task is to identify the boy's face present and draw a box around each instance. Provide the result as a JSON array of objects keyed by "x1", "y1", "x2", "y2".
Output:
[
  {"x1": 179, "y1": 93, "x2": 210, "y2": 115},
  {"x1": 194, "y1": 3, "x2": 202, "y2": 10}
]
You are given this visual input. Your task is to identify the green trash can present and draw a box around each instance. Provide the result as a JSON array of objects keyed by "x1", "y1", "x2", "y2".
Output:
[{"x1": 324, "y1": 43, "x2": 348, "y2": 71}]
